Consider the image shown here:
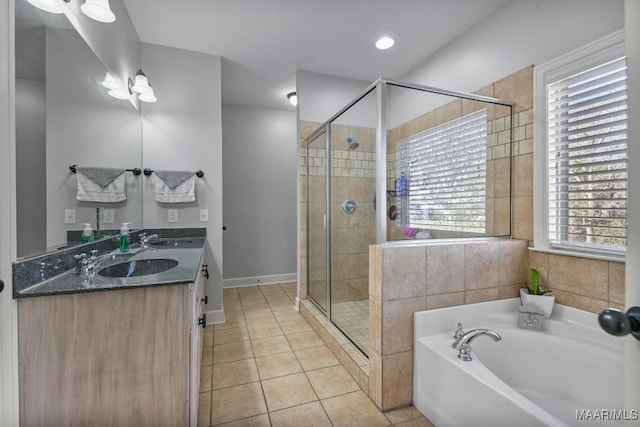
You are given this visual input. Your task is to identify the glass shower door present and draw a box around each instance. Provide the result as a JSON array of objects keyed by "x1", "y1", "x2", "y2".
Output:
[{"x1": 306, "y1": 130, "x2": 328, "y2": 313}]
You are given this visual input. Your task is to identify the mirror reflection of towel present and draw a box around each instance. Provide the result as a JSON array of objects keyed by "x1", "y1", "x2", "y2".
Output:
[
  {"x1": 76, "y1": 167, "x2": 126, "y2": 202},
  {"x1": 153, "y1": 170, "x2": 196, "y2": 203}
]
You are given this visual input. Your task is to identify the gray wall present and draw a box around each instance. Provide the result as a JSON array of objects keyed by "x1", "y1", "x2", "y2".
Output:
[
  {"x1": 141, "y1": 43, "x2": 224, "y2": 313},
  {"x1": 15, "y1": 79, "x2": 45, "y2": 258},
  {"x1": 45, "y1": 26, "x2": 142, "y2": 249},
  {"x1": 222, "y1": 105, "x2": 297, "y2": 284}
]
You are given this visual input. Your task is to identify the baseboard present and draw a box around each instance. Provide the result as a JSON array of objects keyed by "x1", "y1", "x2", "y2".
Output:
[
  {"x1": 223, "y1": 273, "x2": 297, "y2": 288},
  {"x1": 206, "y1": 309, "x2": 225, "y2": 325},
  {"x1": 294, "y1": 297, "x2": 300, "y2": 312}
]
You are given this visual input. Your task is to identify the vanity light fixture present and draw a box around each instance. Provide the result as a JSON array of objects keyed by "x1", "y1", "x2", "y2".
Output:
[
  {"x1": 138, "y1": 84, "x2": 157, "y2": 103},
  {"x1": 287, "y1": 91, "x2": 297, "y2": 107},
  {"x1": 101, "y1": 72, "x2": 120, "y2": 90},
  {"x1": 375, "y1": 36, "x2": 395, "y2": 50},
  {"x1": 81, "y1": 0, "x2": 115, "y2": 23},
  {"x1": 26, "y1": 0, "x2": 64, "y2": 14},
  {"x1": 132, "y1": 69, "x2": 152, "y2": 94}
]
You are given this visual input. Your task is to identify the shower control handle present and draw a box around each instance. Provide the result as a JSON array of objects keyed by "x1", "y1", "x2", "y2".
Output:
[
  {"x1": 0, "y1": 279, "x2": 4, "y2": 294},
  {"x1": 598, "y1": 307, "x2": 640, "y2": 341}
]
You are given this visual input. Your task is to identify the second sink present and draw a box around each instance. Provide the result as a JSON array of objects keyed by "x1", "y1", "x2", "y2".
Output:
[{"x1": 97, "y1": 258, "x2": 179, "y2": 278}]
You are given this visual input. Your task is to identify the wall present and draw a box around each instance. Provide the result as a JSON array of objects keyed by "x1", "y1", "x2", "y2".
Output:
[
  {"x1": 45, "y1": 26, "x2": 142, "y2": 248},
  {"x1": 140, "y1": 43, "x2": 224, "y2": 317},
  {"x1": 402, "y1": 0, "x2": 624, "y2": 98},
  {"x1": 221, "y1": 105, "x2": 297, "y2": 285},
  {"x1": 15, "y1": 79, "x2": 45, "y2": 257}
]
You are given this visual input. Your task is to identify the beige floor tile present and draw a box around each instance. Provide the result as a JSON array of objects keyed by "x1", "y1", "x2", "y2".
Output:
[
  {"x1": 255, "y1": 351, "x2": 302, "y2": 380},
  {"x1": 240, "y1": 295, "x2": 267, "y2": 306},
  {"x1": 203, "y1": 330, "x2": 214, "y2": 347},
  {"x1": 273, "y1": 309, "x2": 304, "y2": 323},
  {"x1": 247, "y1": 323, "x2": 283, "y2": 340},
  {"x1": 269, "y1": 401, "x2": 332, "y2": 427},
  {"x1": 268, "y1": 299, "x2": 296, "y2": 311},
  {"x1": 385, "y1": 406, "x2": 426, "y2": 424},
  {"x1": 214, "y1": 314, "x2": 246, "y2": 330},
  {"x1": 259, "y1": 284, "x2": 286, "y2": 294},
  {"x1": 286, "y1": 331, "x2": 325, "y2": 350},
  {"x1": 200, "y1": 364, "x2": 212, "y2": 392},
  {"x1": 394, "y1": 417, "x2": 436, "y2": 427},
  {"x1": 261, "y1": 373, "x2": 318, "y2": 412},
  {"x1": 198, "y1": 392, "x2": 211, "y2": 427},
  {"x1": 244, "y1": 313, "x2": 277, "y2": 326},
  {"x1": 279, "y1": 318, "x2": 313, "y2": 335},
  {"x1": 211, "y1": 382, "x2": 267, "y2": 425},
  {"x1": 295, "y1": 346, "x2": 339, "y2": 371},
  {"x1": 212, "y1": 359, "x2": 260, "y2": 390},
  {"x1": 216, "y1": 414, "x2": 271, "y2": 427},
  {"x1": 214, "y1": 326, "x2": 249, "y2": 346},
  {"x1": 306, "y1": 365, "x2": 360, "y2": 399},
  {"x1": 251, "y1": 336, "x2": 292, "y2": 357},
  {"x1": 213, "y1": 341, "x2": 254, "y2": 365},
  {"x1": 322, "y1": 391, "x2": 390, "y2": 427},
  {"x1": 243, "y1": 304, "x2": 273, "y2": 316}
]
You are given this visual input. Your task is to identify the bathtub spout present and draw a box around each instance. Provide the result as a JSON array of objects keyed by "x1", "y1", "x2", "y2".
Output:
[{"x1": 453, "y1": 328, "x2": 502, "y2": 362}]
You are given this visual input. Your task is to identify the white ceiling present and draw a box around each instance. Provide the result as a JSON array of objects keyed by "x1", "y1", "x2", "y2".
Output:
[{"x1": 123, "y1": 0, "x2": 511, "y2": 111}]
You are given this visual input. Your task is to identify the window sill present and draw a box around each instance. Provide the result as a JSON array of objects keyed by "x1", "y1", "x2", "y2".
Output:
[{"x1": 528, "y1": 247, "x2": 625, "y2": 263}]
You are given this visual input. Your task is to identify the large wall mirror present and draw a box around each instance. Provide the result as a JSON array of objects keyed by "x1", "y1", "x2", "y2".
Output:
[{"x1": 15, "y1": 0, "x2": 142, "y2": 259}]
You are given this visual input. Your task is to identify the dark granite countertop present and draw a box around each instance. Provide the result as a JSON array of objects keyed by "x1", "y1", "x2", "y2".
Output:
[{"x1": 13, "y1": 232, "x2": 206, "y2": 298}]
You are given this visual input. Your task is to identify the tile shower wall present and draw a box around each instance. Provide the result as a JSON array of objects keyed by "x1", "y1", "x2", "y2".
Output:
[
  {"x1": 369, "y1": 238, "x2": 529, "y2": 410},
  {"x1": 300, "y1": 123, "x2": 376, "y2": 307}
]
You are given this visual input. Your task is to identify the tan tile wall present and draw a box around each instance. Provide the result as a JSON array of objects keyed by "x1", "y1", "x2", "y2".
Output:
[{"x1": 368, "y1": 238, "x2": 528, "y2": 410}]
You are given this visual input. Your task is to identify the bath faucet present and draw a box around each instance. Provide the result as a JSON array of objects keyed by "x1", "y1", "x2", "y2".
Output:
[
  {"x1": 138, "y1": 233, "x2": 159, "y2": 251},
  {"x1": 453, "y1": 328, "x2": 502, "y2": 362}
]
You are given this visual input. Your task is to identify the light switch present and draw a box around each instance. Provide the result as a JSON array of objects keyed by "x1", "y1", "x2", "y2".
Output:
[
  {"x1": 168, "y1": 209, "x2": 178, "y2": 223},
  {"x1": 103, "y1": 209, "x2": 115, "y2": 224},
  {"x1": 64, "y1": 209, "x2": 76, "y2": 224},
  {"x1": 199, "y1": 209, "x2": 208, "y2": 222}
]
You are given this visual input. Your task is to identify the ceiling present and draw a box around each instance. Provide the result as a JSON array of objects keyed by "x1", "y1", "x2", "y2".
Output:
[{"x1": 123, "y1": 0, "x2": 511, "y2": 112}]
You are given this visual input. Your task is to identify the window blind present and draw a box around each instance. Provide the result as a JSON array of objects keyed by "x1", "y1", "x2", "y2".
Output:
[
  {"x1": 396, "y1": 109, "x2": 487, "y2": 233},
  {"x1": 547, "y1": 56, "x2": 628, "y2": 249}
]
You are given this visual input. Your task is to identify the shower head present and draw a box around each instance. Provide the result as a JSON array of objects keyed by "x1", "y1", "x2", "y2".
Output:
[{"x1": 346, "y1": 136, "x2": 359, "y2": 150}]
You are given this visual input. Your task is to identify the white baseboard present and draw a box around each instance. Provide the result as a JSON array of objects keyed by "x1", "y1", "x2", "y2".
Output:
[
  {"x1": 206, "y1": 310, "x2": 225, "y2": 325},
  {"x1": 294, "y1": 297, "x2": 300, "y2": 312},
  {"x1": 223, "y1": 273, "x2": 297, "y2": 288}
]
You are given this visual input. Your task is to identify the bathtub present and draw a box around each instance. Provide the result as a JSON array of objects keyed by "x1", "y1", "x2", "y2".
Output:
[{"x1": 413, "y1": 299, "x2": 625, "y2": 427}]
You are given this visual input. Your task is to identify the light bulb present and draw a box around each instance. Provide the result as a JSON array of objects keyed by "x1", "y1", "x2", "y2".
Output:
[
  {"x1": 375, "y1": 36, "x2": 395, "y2": 50},
  {"x1": 101, "y1": 72, "x2": 120, "y2": 90},
  {"x1": 139, "y1": 87, "x2": 157, "y2": 103},
  {"x1": 132, "y1": 70, "x2": 152, "y2": 94},
  {"x1": 81, "y1": 0, "x2": 116, "y2": 23}
]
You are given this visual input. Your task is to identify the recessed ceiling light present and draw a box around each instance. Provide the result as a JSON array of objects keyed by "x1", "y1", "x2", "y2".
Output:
[{"x1": 375, "y1": 36, "x2": 395, "y2": 50}]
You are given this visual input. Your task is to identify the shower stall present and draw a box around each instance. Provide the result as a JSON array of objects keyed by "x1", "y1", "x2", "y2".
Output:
[{"x1": 304, "y1": 78, "x2": 513, "y2": 357}]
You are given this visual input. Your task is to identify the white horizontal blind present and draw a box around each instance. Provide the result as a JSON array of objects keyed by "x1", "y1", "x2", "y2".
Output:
[
  {"x1": 396, "y1": 110, "x2": 487, "y2": 233},
  {"x1": 547, "y1": 56, "x2": 628, "y2": 250}
]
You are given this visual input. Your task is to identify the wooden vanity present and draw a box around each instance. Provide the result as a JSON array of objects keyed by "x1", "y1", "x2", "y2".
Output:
[{"x1": 15, "y1": 243, "x2": 207, "y2": 427}]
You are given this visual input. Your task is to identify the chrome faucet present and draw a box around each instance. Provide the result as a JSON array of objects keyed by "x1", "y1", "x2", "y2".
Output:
[
  {"x1": 74, "y1": 250, "x2": 99, "y2": 286},
  {"x1": 453, "y1": 328, "x2": 502, "y2": 362},
  {"x1": 138, "y1": 233, "x2": 159, "y2": 251}
]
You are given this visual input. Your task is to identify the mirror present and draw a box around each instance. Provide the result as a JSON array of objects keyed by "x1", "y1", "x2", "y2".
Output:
[{"x1": 15, "y1": 0, "x2": 143, "y2": 259}]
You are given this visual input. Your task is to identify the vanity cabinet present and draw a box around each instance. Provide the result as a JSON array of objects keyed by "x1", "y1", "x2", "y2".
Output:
[{"x1": 17, "y1": 258, "x2": 207, "y2": 427}]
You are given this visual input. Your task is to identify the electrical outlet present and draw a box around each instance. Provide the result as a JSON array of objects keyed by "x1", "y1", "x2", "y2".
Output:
[
  {"x1": 64, "y1": 209, "x2": 76, "y2": 224},
  {"x1": 168, "y1": 209, "x2": 178, "y2": 223},
  {"x1": 103, "y1": 209, "x2": 115, "y2": 224},
  {"x1": 199, "y1": 209, "x2": 208, "y2": 222}
]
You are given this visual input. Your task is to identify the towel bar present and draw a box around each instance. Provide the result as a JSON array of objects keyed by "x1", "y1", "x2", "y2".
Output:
[
  {"x1": 143, "y1": 169, "x2": 204, "y2": 178},
  {"x1": 69, "y1": 165, "x2": 141, "y2": 176}
]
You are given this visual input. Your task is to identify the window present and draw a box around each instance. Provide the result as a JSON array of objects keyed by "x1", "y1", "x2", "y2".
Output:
[
  {"x1": 535, "y1": 32, "x2": 627, "y2": 258},
  {"x1": 395, "y1": 109, "x2": 487, "y2": 234}
]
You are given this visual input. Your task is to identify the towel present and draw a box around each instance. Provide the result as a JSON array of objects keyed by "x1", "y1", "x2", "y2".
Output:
[
  {"x1": 76, "y1": 167, "x2": 126, "y2": 202},
  {"x1": 153, "y1": 170, "x2": 196, "y2": 203}
]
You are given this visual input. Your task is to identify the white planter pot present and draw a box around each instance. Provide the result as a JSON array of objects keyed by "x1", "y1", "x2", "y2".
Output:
[{"x1": 520, "y1": 288, "x2": 555, "y2": 318}]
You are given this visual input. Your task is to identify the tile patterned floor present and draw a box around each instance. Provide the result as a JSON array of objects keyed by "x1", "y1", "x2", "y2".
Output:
[
  {"x1": 198, "y1": 282, "x2": 434, "y2": 427},
  {"x1": 331, "y1": 299, "x2": 369, "y2": 355}
]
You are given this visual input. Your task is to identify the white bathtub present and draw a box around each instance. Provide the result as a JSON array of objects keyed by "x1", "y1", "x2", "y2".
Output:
[{"x1": 413, "y1": 299, "x2": 625, "y2": 427}]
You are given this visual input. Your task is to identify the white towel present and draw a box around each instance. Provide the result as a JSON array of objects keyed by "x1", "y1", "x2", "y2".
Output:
[
  {"x1": 154, "y1": 173, "x2": 196, "y2": 203},
  {"x1": 76, "y1": 168, "x2": 126, "y2": 202}
]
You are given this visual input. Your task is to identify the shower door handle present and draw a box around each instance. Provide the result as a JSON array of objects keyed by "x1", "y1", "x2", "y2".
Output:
[{"x1": 323, "y1": 214, "x2": 327, "y2": 229}]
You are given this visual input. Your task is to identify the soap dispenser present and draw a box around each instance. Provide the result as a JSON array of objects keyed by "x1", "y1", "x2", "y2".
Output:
[
  {"x1": 81, "y1": 223, "x2": 94, "y2": 243},
  {"x1": 119, "y1": 222, "x2": 132, "y2": 253}
]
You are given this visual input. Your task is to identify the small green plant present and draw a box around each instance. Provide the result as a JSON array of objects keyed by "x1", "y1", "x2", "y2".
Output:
[{"x1": 527, "y1": 268, "x2": 552, "y2": 295}]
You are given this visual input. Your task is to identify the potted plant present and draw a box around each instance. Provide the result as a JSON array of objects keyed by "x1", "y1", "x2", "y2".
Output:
[{"x1": 520, "y1": 268, "x2": 555, "y2": 318}]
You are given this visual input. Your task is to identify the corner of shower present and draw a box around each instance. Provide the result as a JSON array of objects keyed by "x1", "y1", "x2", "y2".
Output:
[{"x1": 302, "y1": 78, "x2": 514, "y2": 360}]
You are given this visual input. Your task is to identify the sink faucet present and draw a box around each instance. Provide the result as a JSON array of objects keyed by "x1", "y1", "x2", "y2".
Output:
[
  {"x1": 453, "y1": 328, "x2": 502, "y2": 362},
  {"x1": 74, "y1": 250, "x2": 99, "y2": 286},
  {"x1": 138, "y1": 233, "x2": 159, "y2": 251}
]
